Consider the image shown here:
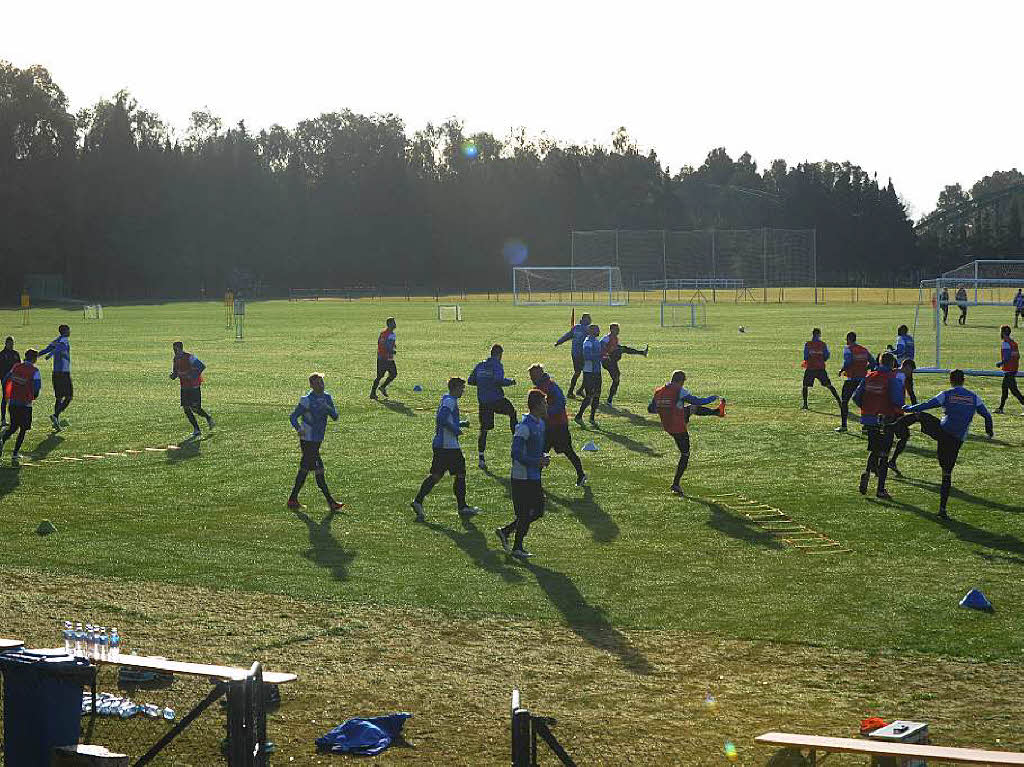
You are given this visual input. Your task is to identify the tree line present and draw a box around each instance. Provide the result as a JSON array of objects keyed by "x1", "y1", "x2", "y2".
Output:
[{"x1": 1, "y1": 61, "x2": 1020, "y2": 301}]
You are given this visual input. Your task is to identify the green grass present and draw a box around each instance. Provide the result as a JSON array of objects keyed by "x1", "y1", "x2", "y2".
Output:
[{"x1": 2, "y1": 297, "x2": 1023, "y2": 667}]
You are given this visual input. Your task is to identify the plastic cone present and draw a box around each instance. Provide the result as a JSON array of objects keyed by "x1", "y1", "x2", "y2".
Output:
[
  {"x1": 36, "y1": 520, "x2": 57, "y2": 536},
  {"x1": 582, "y1": 440, "x2": 598, "y2": 452},
  {"x1": 959, "y1": 588, "x2": 993, "y2": 611},
  {"x1": 412, "y1": 385, "x2": 423, "y2": 392}
]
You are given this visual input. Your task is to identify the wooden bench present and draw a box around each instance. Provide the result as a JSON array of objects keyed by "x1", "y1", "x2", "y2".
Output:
[
  {"x1": 757, "y1": 732, "x2": 1024, "y2": 765},
  {"x1": 0, "y1": 637, "x2": 25, "y2": 651}
]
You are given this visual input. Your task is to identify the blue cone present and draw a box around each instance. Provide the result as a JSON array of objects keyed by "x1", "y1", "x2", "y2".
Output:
[
  {"x1": 412, "y1": 385, "x2": 423, "y2": 392},
  {"x1": 582, "y1": 440, "x2": 598, "y2": 452},
  {"x1": 959, "y1": 588, "x2": 993, "y2": 611}
]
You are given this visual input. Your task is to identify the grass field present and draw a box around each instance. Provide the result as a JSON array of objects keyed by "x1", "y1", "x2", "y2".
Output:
[{"x1": 1, "y1": 298, "x2": 1023, "y2": 765}]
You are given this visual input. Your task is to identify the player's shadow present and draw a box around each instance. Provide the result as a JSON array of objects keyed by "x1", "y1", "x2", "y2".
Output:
[
  {"x1": 591, "y1": 425, "x2": 661, "y2": 456},
  {"x1": 601, "y1": 405, "x2": 654, "y2": 428},
  {"x1": 690, "y1": 497, "x2": 784, "y2": 550},
  {"x1": 519, "y1": 561, "x2": 653, "y2": 676},
  {"x1": 293, "y1": 508, "x2": 355, "y2": 582},
  {"x1": 966, "y1": 433, "x2": 1015, "y2": 446},
  {"x1": 30, "y1": 433, "x2": 64, "y2": 460},
  {"x1": 891, "y1": 475, "x2": 1023, "y2": 514},
  {"x1": 546, "y1": 486, "x2": 619, "y2": 543},
  {"x1": 481, "y1": 466, "x2": 512, "y2": 496},
  {"x1": 892, "y1": 499, "x2": 1024, "y2": 557},
  {"x1": 381, "y1": 400, "x2": 416, "y2": 417},
  {"x1": 422, "y1": 517, "x2": 525, "y2": 584},
  {"x1": 976, "y1": 551, "x2": 1024, "y2": 567},
  {"x1": 0, "y1": 462, "x2": 20, "y2": 501},
  {"x1": 166, "y1": 439, "x2": 201, "y2": 463}
]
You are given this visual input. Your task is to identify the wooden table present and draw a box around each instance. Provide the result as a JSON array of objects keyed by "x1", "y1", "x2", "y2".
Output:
[
  {"x1": 33, "y1": 649, "x2": 296, "y2": 684},
  {"x1": 0, "y1": 637, "x2": 24, "y2": 650}
]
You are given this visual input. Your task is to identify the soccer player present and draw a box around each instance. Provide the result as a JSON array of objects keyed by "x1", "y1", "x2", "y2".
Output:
[
  {"x1": 468, "y1": 344, "x2": 516, "y2": 470},
  {"x1": 851, "y1": 352, "x2": 904, "y2": 500},
  {"x1": 955, "y1": 285, "x2": 968, "y2": 325},
  {"x1": 554, "y1": 313, "x2": 591, "y2": 398},
  {"x1": 994, "y1": 325, "x2": 1023, "y2": 414},
  {"x1": 287, "y1": 373, "x2": 344, "y2": 511},
  {"x1": 940, "y1": 287, "x2": 950, "y2": 325},
  {"x1": 574, "y1": 324, "x2": 603, "y2": 425},
  {"x1": 528, "y1": 363, "x2": 586, "y2": 486},
  {"x1": 494, "y1": 389, "x2": 549, "y2": 559},
  {"x1": 0, "y1": 349, "x2": 41, "y2": 462},
  {"x1": 601, "y1": 323, "x2": 648, "y2": 406},
  {"x1": 887, "y1": 359, "x2": 916, "y2": 476},
  {"x1": 170, "y1": 341, "x2": 215, "y2": 439},
  {"x1": 370, "y1": 317, "x2": 397, "y2": 400},
  {"x1": 886, "y1": 324, "x2": 917, "y2": 405},
  {"x1": 1014, "y1": 288, "x2": 1024, "y2": 328},
  {"x1": 896, "y1": 369, "x2": 994, "y2": 518},
  {"x1": 801, "y1": 328, "x2": 841, "y2": 411},
  {"x1": 835, "y1": 331, "x2": 875, "y2": 433},
  {"x1": 39, "y1": 324, "x2": 72, "y2": 431},
  {"x1": 410, "y1": 377, "x2": 480, "y2": 522},
  {"x1": 0, "y1": 337, "x2": 20, "y2": 429},
  {"x1": 648, "y1": 370, "x2": 723, "y2": 497}
]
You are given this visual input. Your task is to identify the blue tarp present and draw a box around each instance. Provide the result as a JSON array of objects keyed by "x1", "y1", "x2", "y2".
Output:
[{"x1": 316, "y1": 713, "x2": 411, "y2": 756}]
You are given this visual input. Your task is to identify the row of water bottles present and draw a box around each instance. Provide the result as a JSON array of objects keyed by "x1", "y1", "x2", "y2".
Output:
[
  {"x1": 82, "y1": 692, "x2": 174, "y2": 720},
  {"x1": 63, "y1": 621, "x2": 120, "y2": 661}
]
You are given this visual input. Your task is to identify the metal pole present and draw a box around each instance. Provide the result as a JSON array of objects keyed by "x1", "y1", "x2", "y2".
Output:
[
  {"x1": 512, "y1": 269, "x2": 517, "y2": 306},
  {"x1": 936, "y1": 281, "x2": 942, "y2": 368},
  {"x1": 762, "y1": 226, "x2": 768, "y2": 303},
  {"x1": 662, "y1": 229, "x2": 668, "y2": 303},
  {"x1": 812, "y1": 228, "x2": 818, "y2": 304},
  {"x1": 711, "y1": 230, "x2": 718, "y2": 302}
]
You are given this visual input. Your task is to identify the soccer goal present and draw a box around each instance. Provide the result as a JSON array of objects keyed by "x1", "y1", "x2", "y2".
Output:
[
  {"x1": 513, "y1": 266, "x2": 626, "y2": 306},
  {"x1": 913, "y1": 259, "x2": 1024, "y2": 372},
  {"x1": 82, "y1": 304, "x2": 104, "y2": 319},
  {"x1": 660, "y1": 301, "x2": 707, "y2": 328},
  {"x1": 438, "y1": 304, "x2": 463, "y2": 321}
]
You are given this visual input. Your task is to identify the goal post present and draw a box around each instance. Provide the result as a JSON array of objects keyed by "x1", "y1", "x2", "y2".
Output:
[
  {"x1": 513, "y1": 266, "x2": 626, "y2": 306},
  {"x1": 438, "y1": 304, "x2": 463, "y2": 321},
  {"x1": 660, "y1": 301, "x2": 707, "y2": 328},
  {"x1": 82, "y1": 304, "x2": 104, "y2": 319}
]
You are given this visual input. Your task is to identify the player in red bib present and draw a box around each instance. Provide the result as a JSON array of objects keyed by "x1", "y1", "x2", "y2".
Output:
[
  {"x1": 648, "y1": 370, "x2": 724, "y2": 497},
  {"x1": 851, "y1": 352, "x2": 904, "y2": 499},
  {"x1": 995, "y1": 324, "x2": 1024, "y2": 414},
  {"x1": 835, "y1": 331, "x2": 875, "y2": 432},
  {"x1": 0, "y1": 349, "x2": 41, "y2": 462},
  {"x1": 371, "y1": 317, "x2": 398, "y2": 400},
  {"x1": 801, "y1": 328, "x2": 841, "y2": 411}
]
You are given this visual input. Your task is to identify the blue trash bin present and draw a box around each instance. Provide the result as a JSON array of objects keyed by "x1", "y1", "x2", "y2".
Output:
[{"x1": 0, "y1": 651, "x2": 94, "y2": 767}]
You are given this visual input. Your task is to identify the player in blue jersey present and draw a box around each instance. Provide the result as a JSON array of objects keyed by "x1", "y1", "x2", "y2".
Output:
[
  {"x1": 886, "y1": 324, "x2": 917, "y2": 405},
  {"x1": 0, "y1": 337, "x2": 20, "y2": 430},
  {"x1": 896, "y1": 369, "x2": 994, "y2": 518},
  {"x1": 39, "y1": 324, "x2": 72, "y2": 430},
  {"x1": 495, "y1": 389, "x2": 549, "y2": 559},
  {"x1": 287, "y1": 373, "x2": 344, "y2": 511},
  {"x1": 574, "y1": 324, "x2": 604, "y2": 425},
  {"x1": 852, "y1": 352, "x2": 905, "y2": 500},
  {"x1": 170, "y1": 342, "x2": 215, "y2": 439},
  {"x1": 887, "y1": 359, "x2": 916, "y2": 477},
  {"x1": 1014, "y1": 289, "x2": 1024, "y2": 328},
  {"x1": 554, "y1": 313, "x2": 591, "y2": 398},
  {"x1": 468, "y1": 344, "x2": 517, "y2": 470},
  {"x1": 410, "y1": 377, "x2": 481, "y2": 522}
]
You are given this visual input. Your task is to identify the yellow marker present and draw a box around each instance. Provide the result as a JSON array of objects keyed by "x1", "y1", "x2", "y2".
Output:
[{"x1": 21, "y1": 291, "x2": 30, "y2": 309}]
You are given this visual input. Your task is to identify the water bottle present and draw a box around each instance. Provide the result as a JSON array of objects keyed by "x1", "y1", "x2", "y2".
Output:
[
  {"x1": 86, "y1": 624, "x2": 96, "y2": 659},
  {"x1": 63, "y1": 621, "x2": 74, "y2": 654},
  {"x1": 98, "y1": 627, "x2": 109, "y2": 661},
  {"x1": 74, "y1": 622, "x2": 85, "y2": 656},
  {"x1": 162, "y1": 707, "x2": 175, "y2": 721},
  {"x1": 109, "y1": 627, "x2": 120, "y2": 660}
]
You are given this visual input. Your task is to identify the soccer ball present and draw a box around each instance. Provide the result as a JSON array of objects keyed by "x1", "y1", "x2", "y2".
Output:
[{"x1": 738, "y1": 326, "x2": 745, "y2": 333}]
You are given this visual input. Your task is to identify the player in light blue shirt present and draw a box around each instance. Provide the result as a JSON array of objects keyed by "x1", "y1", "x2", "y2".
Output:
[
  {"x1": 468, "y1": 344, "x2": 517, "y2": 469},
  {"x1": 1014, "y1": 289, "x2": 1024, "y2": 328},
  {"x1": 411, "y1": 377, "x2": 480, "y2": 522},
  {"x1": 886, "y1": 325, "x2": 916, "y2": 404},
  {"x1": 287, "y1": 373, "x2": 343, "y2": 512},
  {"x1": 554, "y1": 313, "x2": 591, "y2": 398},
  {"x1": 495, "y1": 389, "x2": 549, "y2": 558},
  {"x1": 896, "y1": 369, "x2": 994, "y2": 518},
  {"x1": 574, "y1": 325, "x2": 604, "y2": 425},
  {"x1": 40, "y1": 324, "x2": 72, "y2": 430}
]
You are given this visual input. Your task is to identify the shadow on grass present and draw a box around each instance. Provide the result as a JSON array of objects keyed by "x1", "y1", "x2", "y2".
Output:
[
  {"x1": 976, "y1": 551, "x2": 1024, "y2": 567},
  {"x1": 381, "y1": 399, "x2": 416, "y2": 417},
  {"x1": 890, "y1": 498, "x2": 1024, "y2": 558},
  {"x1": 519, "y1": 560, "x2": 654, "y2": 675},
  {"x1": 691, "y1": 497, "x2": 784, "y2": 550},
  {"x1": 892, "y1": 475, "x2": 1023, "y2": 514},
  {"x1": 29, "y1": 432, "x2": 64, "y2": 460},
  {"x1": 423, "y1": 516, "x2": 525, "y2": 584},
  {"x1": 546, "y1": 486, "x2": 619, "y2": 543},
  {"x1": 481, "y1": 465, "x2": 512, "y2": 496},
  {"x1": 0, "y1": 462, "x2": 20, "y2": 501},
  {"x1": 293, "y1": 508, "x2": 355, "y2": 582},
  {"x1": 600, "y1": 404, "x2": 654, "y2": 428},
  {"x1": 587, "y1": 423, "x2": 661, "y2": 457},
  {"x1": 167, "y1": 438, "x2": 201, "y2": 463}
]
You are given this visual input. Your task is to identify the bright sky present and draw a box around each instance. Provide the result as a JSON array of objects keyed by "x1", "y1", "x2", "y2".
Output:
[{"x1": 4, "y1": 0, "x2": 1021, "y2": 218}]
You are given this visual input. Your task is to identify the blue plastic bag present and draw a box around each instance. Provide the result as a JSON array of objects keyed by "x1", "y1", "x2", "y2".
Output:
[{"x1": 315, "y1": 713, "x2": 411, "y2": 756}]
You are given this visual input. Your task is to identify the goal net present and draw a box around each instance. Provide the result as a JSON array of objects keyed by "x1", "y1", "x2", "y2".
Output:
[
  {"x1": 660, "y1": 301, "x2": 707, "y2": 328},
  {"x1": 82, "y1": 304, "x2": 104, "y2": 319},
  {"x1": 913, "y1": 259, "x2": 1024, "y2": 372},
  {"x1": 438, "y1": 305, "x2": 463, "y2": 321},
  {"x1": 513, "y1": 267, "x2": 626, "y2": 306}
]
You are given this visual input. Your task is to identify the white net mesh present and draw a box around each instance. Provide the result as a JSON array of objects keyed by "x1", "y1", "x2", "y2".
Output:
[
  {"x1": 660, "y1": 301, "x2": 707, "y2": 328},
  {"x1": 438, "y1": 305, "x2": 463, "y2": 321},
  {"x1": 513, "y1": 267, "x2": 626, "y2": 305}
]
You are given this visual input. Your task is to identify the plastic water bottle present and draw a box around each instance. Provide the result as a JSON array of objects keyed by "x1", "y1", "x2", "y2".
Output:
[
  {"x1": 63, "y1": 621, "x2": 74, "y2": 654},
  {"x1": 74, "y1": 622, "x2": 85, "y2": 656},
  {"x1": 86, "y1": 624, "x2": 96, "y2": 659},
  {"x1": 162, "y1": 707, "x2": 175, "y2": 721},
  {"x1": 98, "y1": 627, "x2": 109, "y2": 661},
  {"x1": 109, "y1": 628, "x2": 120, "y2": 660}
]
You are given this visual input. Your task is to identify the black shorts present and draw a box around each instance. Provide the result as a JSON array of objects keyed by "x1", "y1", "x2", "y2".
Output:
[
  {"x1": 866, "y1": 423, "x2": 895, "y2": 454},
  {"x1": 917, "y1": 413, "x2": 962, "y2": 473},
  {"x1": 601, "y1": 358, "x2": 620, "y2": 380},
  {"x1": 802, "y1": 368, "x2": 831, "y2": 388},
  {"x1": 672, "y1": 431, "x2": 690, "y2": 456},
  {"x1": 429, "y1": 447, "x2": 466, "y2": 477},
  {"x1": 299, "y1": 440, "x2": 324, "y2": 472},
  {"x1": 52, "y1": 372, "x2": 73, "y2": 398},
  {"x1": 180, "y1": 387, "x2": 202, "y2": 409},
  {"x1": 511, "y1": 478, "x2": 545, "y2": 520},
  {"x1": 479, "y1": 397, "x2": 516, "y2": 431},
  {"x1": 1016, "y1": 308, "x2": 1024, "y2": 318},
  {"x1": 840, "y1": 379, "x2": 860, "y2": 402},
  {"x1": 581, "y1": 371, "x2": 602, "y2": 397},
  {"x1": 571, "y1": 353, "x2": 584, "y2": 373},
  {"x1": 376, "y1": 359, "x2": 397, "y2": 379},
  {"x1": 544, "y1": 422, "x2": 573, "y2": 454},
  {"x1": 8, "y1": 404, "x2": 32, "y2": 430}
]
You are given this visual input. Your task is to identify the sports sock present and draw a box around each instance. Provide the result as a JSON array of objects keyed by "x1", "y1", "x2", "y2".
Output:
[
  {"x1": 589, "y1": 397, "x2": 598, "y2": 419},
  {"x1": 13, "y1": 428, "x2": 26, "y2": 454},
  {"x1": 608, "y1": 379, "x2": 619, "y2": 401},
  {"x1": 315, "y1": 472, "x2": 334, "y2": 503},
  {"x1": 876, "y1": 456, "x2": 889, "y2": 490},
  {"x1": 478, "y1": 432, "x2": 487, "y2": 454},
  {"x1": 568, "y1": 371, "x2": 581, "y2": 397},
  {"x1": 566, "y1": 449, "x2": 584, "y2": 479},
  {"x1": 940, "y1": 473, "x2": 952, "y2": 510},
  {"x1": 289, "y1": 470, "x2": 308, "y2": 500},
  {"x1": 673, "y1": 455, "x2": 687, "y2": 486},
  {"x1": 193, "y1": 406, "x2": 210, "y2": 420},
  {"x1": 801, "y1": 388, "x2": 808, "y2": 407},
  {"x1": 453, "y1": 475, "x2": 467, "y2": 507},
  {"x1": 415, "y1": 475, "x2": 439, "y2": 503},
  {"x1": 184, "y1": 409, "x2": 200, "y2": 430}
]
